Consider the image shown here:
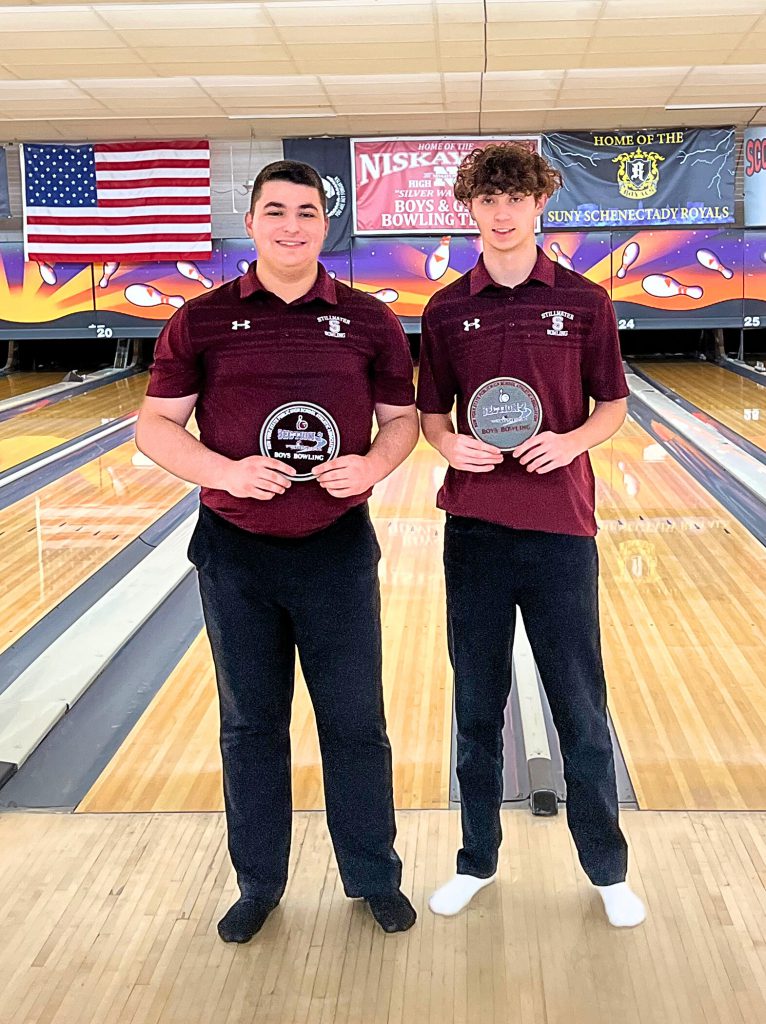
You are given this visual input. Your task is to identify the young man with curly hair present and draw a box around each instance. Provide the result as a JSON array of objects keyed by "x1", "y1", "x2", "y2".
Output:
[{"x1": 417, "y1": 143, "x2": 645, "y2": 928}]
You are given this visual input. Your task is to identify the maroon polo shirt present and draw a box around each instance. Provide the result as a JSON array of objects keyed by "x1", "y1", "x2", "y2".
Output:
[
  {"x1": 147, "y1": 262, "x2": 414, "y2": 537},
  {"x1": 416, "y1": 248, "x2": 628, "y2": 537}
]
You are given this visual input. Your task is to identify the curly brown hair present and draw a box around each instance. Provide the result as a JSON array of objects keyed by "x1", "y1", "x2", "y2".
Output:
[{"x1": 453, "y1": 143, "x2": 562, "y2": 206}]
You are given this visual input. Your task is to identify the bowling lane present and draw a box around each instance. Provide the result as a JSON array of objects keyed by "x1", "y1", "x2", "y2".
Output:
[
  {"x1": 0, "y1": 372, "x2": 64, "y2": 402},
  {"x1": 0, "y1": 435, "x2": 192, "y2": 659},
  {"x1": 595, "y1": 417, "x2": 766, "y2": 810},
  {"x1": 634, "y1": 361, "x2": 766, "y2": 451},
  {"x1": 77, "y1": 414, "x2": 766, "y2": 815},
  {"x1": 0, "y1": 372, "x2": 149, "y2": 472},
  {"x1": 78, "y1": 438, "x2": 453, "y2": 813}
]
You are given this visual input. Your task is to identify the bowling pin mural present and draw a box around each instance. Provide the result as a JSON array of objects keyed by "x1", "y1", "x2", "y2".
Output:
[
  {"x1": 695, "y1": 249, "x2": 733, "y2": 279},
  {"x1": 369, "y1": 288, "x2": 399, "y2": 303},
  {"x1": 616, "y1": 242, "x2": 640, "y2": 279},
  {"x1": 549, "y1": 241, "x2": 574, "y2": 270},
  {"x1": 99, "y1": 262, "x2": 120, "y2": 288},
  {"x1": 641, "y1": 275, "x2": 703, "y2": 300},
  {"x1": 425, "y1": 236, "x2": 451, "y2": 281},
  {"x1": 36, "y1": 261, "x2": 57, "y2": 286},
  {"x1": 125, "y1": 284, "x2": 185, "y2": 309},
  {"x1": 176, "y1": 260, "x2": 213, "y2": 288}
]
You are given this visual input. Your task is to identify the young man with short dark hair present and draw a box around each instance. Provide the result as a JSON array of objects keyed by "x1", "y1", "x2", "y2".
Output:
[
  {"x1": 137, "y1": 159, "x2": 419, "y2": 942},
  {"x1": 417, "y1": 144, "x2": 645, "y2": 928}
]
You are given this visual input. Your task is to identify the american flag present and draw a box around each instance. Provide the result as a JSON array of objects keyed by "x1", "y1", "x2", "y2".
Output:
[{"x1": 21, "y1": 139, "x2": 212, "y2": 263}]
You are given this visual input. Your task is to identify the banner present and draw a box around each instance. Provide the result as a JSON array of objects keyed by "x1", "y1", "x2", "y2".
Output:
[
  {"x1": 21, "y1": 140, "x2": 212, "y2": 262},
  {"x1": 0, "y1": 148, "x2": 9, "y2": 218},
  {"x1": 744, "y1": 127, "x2": 766, "y2": 228},
  {"x1": 282, "y1": 137, "x2": 352, "y2": 252},
  {"x1": 541, "y1": 128, "x2": 735, "y2": 230},
  {"x1": 352, "y1": 136, "x2": 540, "y2": 234}
]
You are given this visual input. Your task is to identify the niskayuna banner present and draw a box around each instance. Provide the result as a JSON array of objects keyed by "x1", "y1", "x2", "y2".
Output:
[
  {"x1": 0, "y1": 148, "x2": 9, "y2": 218},
  {"x1": 282, "y1": 136, "x2": 352, "y2": 252},
  {"x1": 541, "y1": 128, "x2": 735, "y2": 230},
  {"x1": 352, "y1": 136, "x2": 540, "y2": 234},
  {"x1": 744, "y1": 127, "x2": 766, "y2": 228}
]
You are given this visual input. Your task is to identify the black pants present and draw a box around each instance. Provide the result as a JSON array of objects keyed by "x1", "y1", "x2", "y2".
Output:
[
  {"x1": 444, "y1": 514, "x2": 628, "y2": 886},
  {"x1": 188, "y1": 502, "x2": 402, "y2": 903}
]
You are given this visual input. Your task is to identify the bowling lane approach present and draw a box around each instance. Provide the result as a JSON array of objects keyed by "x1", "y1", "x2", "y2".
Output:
[
  {"x1": 0, "y1": 434, "x2": 192, "y2": 658},
  {"x1": 0, "y1": 372, "x2": 64, "y2": 402},
  {"x1": 632, "y1": 361, "x2": 766, "y2": 452},
  {"x1": 0, "y1": 372, "x2": 149, "y2": 472}
]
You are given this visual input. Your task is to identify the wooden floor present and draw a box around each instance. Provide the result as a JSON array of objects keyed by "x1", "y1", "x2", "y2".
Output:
[
  {"x1": 634, "y1": 360, "x2": 766, "y2": 451},
  {"x1": 0, "y1": 434, "x2": 192, "y2": 657},
  {"x1": 0, "y1": 373, "x2": 149, "y2": 472},
  {"x1": 79, "y1": 406, "x2": 766, "y2": 814},
  {"x1": 3, "y1": 808, "x2": 766, "y2": 1024},
  {"x1": 595, "y1": 418, "x2": 766, "y2": 810},
  {"x1": 0, "y1": 371, "x2": 63, "y2": 402}
]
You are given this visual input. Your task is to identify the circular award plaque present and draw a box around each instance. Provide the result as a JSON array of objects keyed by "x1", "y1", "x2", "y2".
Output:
[
  {"x1": 259, "y1": 402, "x2": 340, "y2": 481},
  {"x1": 467, "y1": 377, "x2": 542, "y2": 451}
]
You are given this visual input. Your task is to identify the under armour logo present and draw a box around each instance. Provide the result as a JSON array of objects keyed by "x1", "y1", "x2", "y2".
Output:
[
  {"x1": 463, "y1": 318, "x2": 480, "y2": 331},
  {"x1": 231, "y1": 320, "x2": 251, "y2": 330}
]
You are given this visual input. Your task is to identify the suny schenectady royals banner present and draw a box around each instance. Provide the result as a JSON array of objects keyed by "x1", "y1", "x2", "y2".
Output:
[{"x1": 541, "y1": 127, "x2": 735, "y2": 230}]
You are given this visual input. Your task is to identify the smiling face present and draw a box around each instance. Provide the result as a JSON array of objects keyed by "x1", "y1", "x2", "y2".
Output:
[
  {"x1": 245, "y1": 179, "x2": 329, "y2": 277},
  {"x1": 468, "y1": 191, "x2": 547, "y2": 257}
]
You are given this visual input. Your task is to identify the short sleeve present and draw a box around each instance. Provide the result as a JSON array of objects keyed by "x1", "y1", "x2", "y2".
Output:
[
  {"x1": 371, "y1": 305, "x2": 415, "y2": 406},
  {"x1": 416, "y1": 302, "x2": 457, "y2": 414},
  {"x1": 583, "y1": 290, "x2": 629, "y2": 402},
  {"x1": 145, "y1": 303, "x2": 203, "y2": 399}
]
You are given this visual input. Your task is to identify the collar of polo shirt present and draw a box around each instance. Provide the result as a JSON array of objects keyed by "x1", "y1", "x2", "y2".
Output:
[
  {"x1": 238, "y1": 260, "x2": 339, "y2": 306},
  {"x1": 469, "y1": 246, "x2": 555, "y2": 296}
]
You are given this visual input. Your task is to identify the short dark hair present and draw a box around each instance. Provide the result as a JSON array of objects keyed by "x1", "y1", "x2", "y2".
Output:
[
  {"x1": 454, "y1": 143, "x2": 562, "y2": 206},
  {"x1": 249, "y1": 159, "x2": 326, "y2": 213}
]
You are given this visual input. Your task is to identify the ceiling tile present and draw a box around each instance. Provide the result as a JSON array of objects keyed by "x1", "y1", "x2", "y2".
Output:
[{"x1": 100, "y1": 4, "x2": 272, "y2": 30}]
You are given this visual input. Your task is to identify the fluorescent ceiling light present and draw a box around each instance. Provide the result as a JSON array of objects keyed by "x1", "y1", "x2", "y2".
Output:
[
  {"x1": 228, "y1": 112, "x2": 332, "y2": 119},
  {"x1": 666, "y1": 102, "x2": 765, "y2": 109}
]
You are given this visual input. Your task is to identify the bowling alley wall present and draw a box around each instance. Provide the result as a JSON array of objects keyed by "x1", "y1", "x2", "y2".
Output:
[
  {"x1": 3, "y1": 229, "x2": 765, "y2": 340},
  {"x1": 0, "y1": 128, "x2": 765, "y2": 341}
]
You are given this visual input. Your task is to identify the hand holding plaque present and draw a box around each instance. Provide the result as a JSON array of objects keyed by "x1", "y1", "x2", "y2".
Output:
[
  {"x1": 220, "y1": 455, "x2": 296, "y2": 500},
  {"x1": 440, "y1": 432, "x2": 504, "y2": 473},
  {"x1": 312, "y1": 454, "x2": 380, "y2": 497},
  {"x1": 512, "y1": 430, "x2": 583, "y2": 475}
]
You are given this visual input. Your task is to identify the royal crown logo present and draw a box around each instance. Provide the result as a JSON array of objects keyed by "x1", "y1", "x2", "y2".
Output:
[{"x1": 612, "y1": 146, "x2": 665, "y2": 201}]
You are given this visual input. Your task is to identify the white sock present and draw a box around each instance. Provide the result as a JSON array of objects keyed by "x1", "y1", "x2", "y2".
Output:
[
  {"x1": 595, "y1": 882, "x2": 646, "y2": 928},
  {"x1": 428, "y1": 873, "x2": 497, "y2": 916}
]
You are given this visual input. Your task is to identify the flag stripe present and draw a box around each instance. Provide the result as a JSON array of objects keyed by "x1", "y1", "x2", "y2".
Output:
[
  {"x1": 98, "y1": 195, "x2": 211, "y2": 207},
  {"x1": 92, "y1": 186, "x2": 211, "y2": 199},
  {"x1": 95, "y1": 155, "x2": 210, "y2": 167},
  {"x1": 96, "y1": 167, "x2": 210, "y2": 181},
  {"x1": 94, "y1": 141, "x2": 209, "y2": 155},
  {"x1": 32, "y1": 242, "x2": 213, "y2": 257},
  {"x1": 26, "y1": 204, "x2": 211, "y2": 218},
  {"x1": 27, "y1": 213, "x2": 209, "y2": 226},
  {"x1": 97, "y1": 179, "x2": 211, "y2": 192},
  {"x1": 28, "y1": 228, "x2": 211, "y2": 241},
  {"x1": 22, "y1": 139, "x2": 212, "y2": 263}
]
